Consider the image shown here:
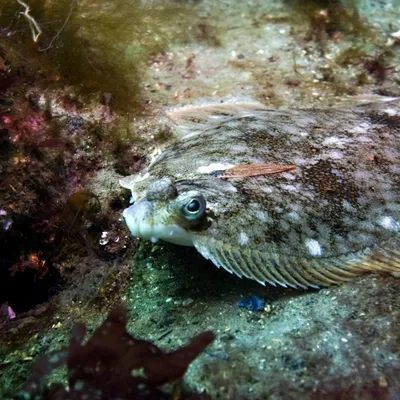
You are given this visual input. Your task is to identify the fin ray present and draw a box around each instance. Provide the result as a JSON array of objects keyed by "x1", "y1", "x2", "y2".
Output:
[{"x1": 274, "y1": 254, "x2": 309, "y2": 289}]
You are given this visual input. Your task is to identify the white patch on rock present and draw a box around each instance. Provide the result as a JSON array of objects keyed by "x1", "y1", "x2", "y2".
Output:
[
  {"x1": 304, "y1": 238, "x2": 323, "y2": 256},
  {"x1": 197, "y1": 162, "x2": 235, "y2": 174},
  {"x1": 239, "y1": 232, "x2": 249, "y2": 245}
]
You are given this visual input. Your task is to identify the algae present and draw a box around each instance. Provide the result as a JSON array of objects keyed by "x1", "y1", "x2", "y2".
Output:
[
  {"x1": 283, "y1": 0, "x2": 374, "y2": 40},
  {"x1": 0, "y1": 0, "x2": 192, "y2": 113}
]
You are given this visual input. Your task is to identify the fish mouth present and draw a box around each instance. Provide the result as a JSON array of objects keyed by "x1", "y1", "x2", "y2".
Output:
[
  {"x1": 122, "y1": 201, "x2": 195, "y2": 246},
  {"x1": 123, "y1": 201, "x2": 155, "y2": 241}
]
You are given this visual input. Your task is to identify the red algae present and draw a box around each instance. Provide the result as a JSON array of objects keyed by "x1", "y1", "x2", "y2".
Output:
[{"x1": 18, "y1": 306, "x2": 214, "y2": 399}]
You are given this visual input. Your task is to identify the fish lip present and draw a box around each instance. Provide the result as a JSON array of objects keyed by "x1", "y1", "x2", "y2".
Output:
[{"x1": 122, "y1": 201, "x2": 153, "y2": 239}]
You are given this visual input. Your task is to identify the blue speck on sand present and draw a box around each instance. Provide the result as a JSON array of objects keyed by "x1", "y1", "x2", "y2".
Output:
[
  {"x1": 204, "y1": 350, "x2": 229, "y2": 361},
  {"x1": 237, "y1": 296, "x2": 265, "y2": 311}
]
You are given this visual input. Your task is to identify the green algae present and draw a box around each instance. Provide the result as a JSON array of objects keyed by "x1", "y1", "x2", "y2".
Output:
[{"x1": 0, "y1": 0, "x2": 192, "y2": 113}]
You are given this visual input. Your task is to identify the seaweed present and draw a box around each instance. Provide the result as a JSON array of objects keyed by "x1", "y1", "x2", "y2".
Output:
[
  {"x1": 363, "y1": 50, "x2": 396, "y2": 83},
  {"x1": 12, "y1": 306, "x2": 215, "y2": 399},
  {"x1": 284, "y1": 0, "x2": 373, "y2": 40},
  {"x1": 0, "y1": 0, "x2": 192, "y2": 113}
]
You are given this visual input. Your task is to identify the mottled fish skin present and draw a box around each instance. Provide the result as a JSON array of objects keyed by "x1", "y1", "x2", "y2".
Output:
[{"x1": 121, "y1": 100, "x2": 400, "y2": 288}]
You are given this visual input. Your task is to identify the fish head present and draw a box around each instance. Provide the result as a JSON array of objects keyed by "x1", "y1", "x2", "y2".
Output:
[{"x1": 123, "y1": 177, "x2": 211, "y2": 246}]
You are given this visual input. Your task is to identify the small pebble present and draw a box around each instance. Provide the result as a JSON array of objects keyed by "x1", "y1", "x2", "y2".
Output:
[
  {"x1": 182, "y1": 298, "x2": 194, "y2": 307},
  {"x1": 378, "y1": 376, "x2": 388, "y2": 388}
]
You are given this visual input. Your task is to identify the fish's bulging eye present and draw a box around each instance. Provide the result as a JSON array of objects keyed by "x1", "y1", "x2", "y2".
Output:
[
  {"x1": 186, "y1": 199, "x2": 200, "y2": 213},
  {"x1": 181, "y1": 194, "x2": 206, "y2": 221}
]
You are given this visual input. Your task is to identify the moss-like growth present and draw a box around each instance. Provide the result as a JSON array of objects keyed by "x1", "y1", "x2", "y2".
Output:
[
  {"x1": 335, "y1": 45, "x2": 368, "y2": 66},
  {"x1": 283, "y1": 0, "x2": 374, "y2": 38},
  {"x1": 63, "y1": 190, "x2": 100, "y2": 227},
  {"x1": 0, "y1": 0, "x2": 192, "y2": 113}
]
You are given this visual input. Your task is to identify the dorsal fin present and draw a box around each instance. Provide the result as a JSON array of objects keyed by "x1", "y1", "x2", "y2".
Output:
[
  {"x1": 166, "y1": 100, "x2": 269, "y2": 139},
  {"x1": 193, "y1": 237, "x2": 400, "y2": 289}
]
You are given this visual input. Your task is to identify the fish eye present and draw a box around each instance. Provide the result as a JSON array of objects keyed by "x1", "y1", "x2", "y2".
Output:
[
  {"x1": 186, "y1": 199, "x2": 201, "y2": 213},
  {"x1": 181, "y1": 194, "x2": 206, "y2": 221}
]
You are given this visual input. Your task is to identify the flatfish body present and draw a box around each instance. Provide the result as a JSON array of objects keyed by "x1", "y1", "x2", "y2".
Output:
[{"x1": 121, "y1": 100, "x2": 400, "y2": 288}]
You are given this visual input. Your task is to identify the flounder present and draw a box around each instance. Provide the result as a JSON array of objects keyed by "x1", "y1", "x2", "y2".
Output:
[{"x1": 120, "y1": 100, "x2": 400, "y2": 288}]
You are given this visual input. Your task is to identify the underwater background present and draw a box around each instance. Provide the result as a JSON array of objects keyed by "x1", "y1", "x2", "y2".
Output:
[{"x1": 0, "y1": 0, "x2": 400, "y2": 398}]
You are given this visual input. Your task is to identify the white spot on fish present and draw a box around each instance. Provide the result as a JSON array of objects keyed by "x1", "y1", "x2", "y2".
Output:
[
  {"x1": 331, "y1": 169, "x2": 342, "y2": 177},
  {"x1": 286, "y1": 211, "x2": 300, "y2": 221},
  {"x1": 239, "y1": 232, "x2": 249, "y2": 245},
  {"x1": 297, "y1": 131, "x2": 309, "y2": 137},
  {"x1": 323, "y1": 136, "x2": 342, "y2": 145},
  {"x1": 326, "y1": 150, "x2": 344, "y2": 160},
  {"x1": 261, "y1": 186, "x2": 274, "y2": 194},
  {"x1": 255, "y1": 210, "x2": 268, "y2": 222},
  {"x1": 231, "y1": 144, "x2": 248, "y2": 153},
  {"x1": 281, "y1": 184, "x2": 298, "y2": 192},
  {"x1": 294, "y1": 157, "x2": 308, "y2": 165},
  {"x1": 281, "y1": 172, "x2": 297, "y2": 180},
  {"x1": 197, "y1": 162, "x2": 235, "y2": 174},
  {"x1": 342, "y1": 200, "x2": 357, "y2": 213},
  {"x1": 384, "y1": 108, "x2": 397, "y2": 117},
  {"x1": 304, "y1": 238, "x2": 323, "y2": 256},
  {"x1": 349, "y1": 123, "x2": 370, "y2": 134},
  {"x1": 378, "y1": 216, "x2": 399, "y2": 232},
  {"x1": 357, "y1": 136, "x2": 373, "y2": 143},
  {"x1": 354, "y1": 170, "x2": 374, "y2": 182}
]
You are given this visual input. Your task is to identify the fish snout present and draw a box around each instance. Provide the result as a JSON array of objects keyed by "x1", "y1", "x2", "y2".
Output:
[
  {"x1": 122, "y1": 200, "x2": 195, "y2": 246},
  {"x1": 122, "y1": 201, "x2": 154, "y2": 240}
]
